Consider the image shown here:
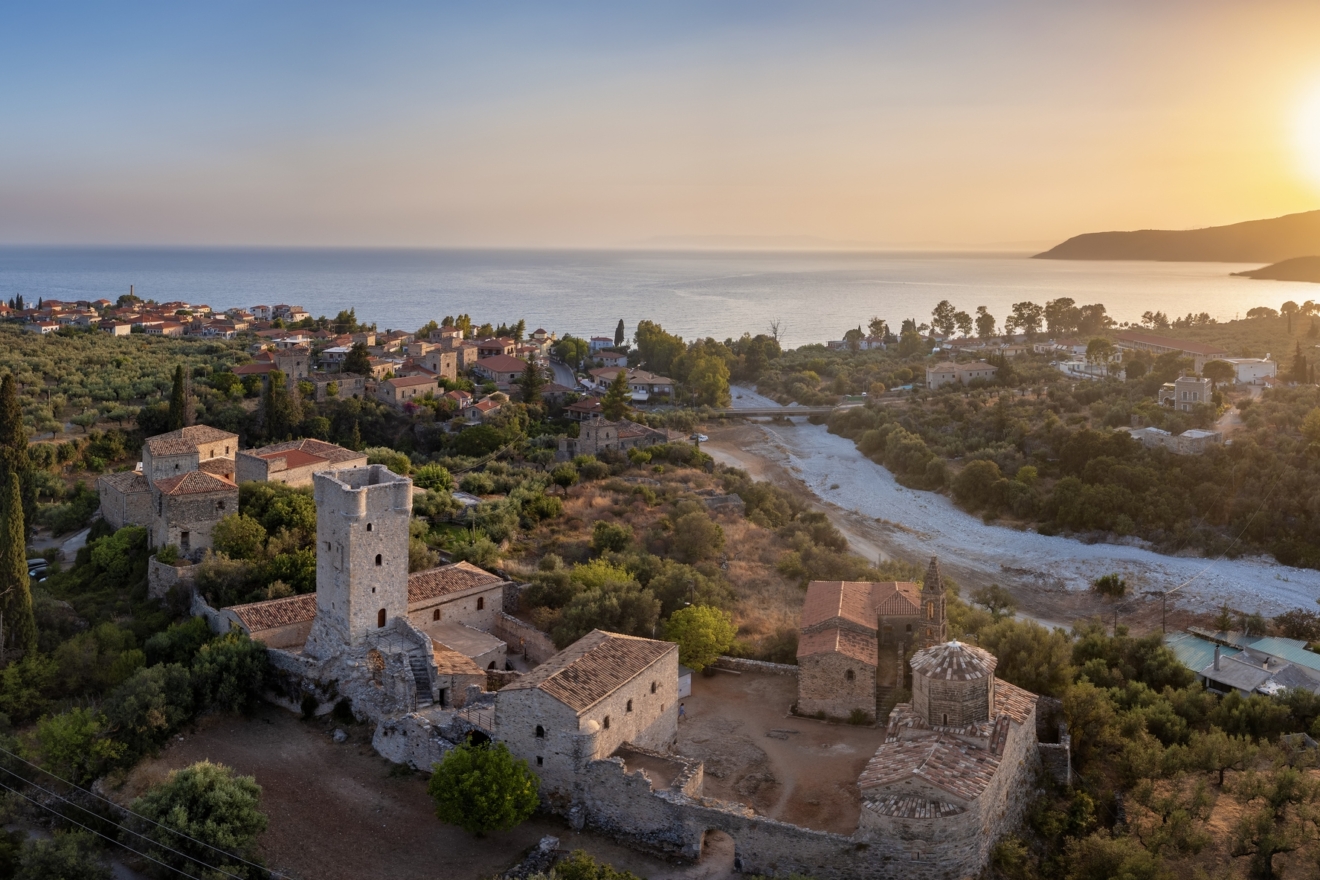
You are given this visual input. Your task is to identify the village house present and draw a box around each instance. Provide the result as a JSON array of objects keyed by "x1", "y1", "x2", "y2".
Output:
[
  {"x1": 235, "y1": 438, "x2": 367, "y2": 487},
  {"x1": 565, "y1": 398, "x2": 603, "y2": 421},
  {"x1": 1113, "y1": 331, "x2": 1228, "y2": 371},
  {"x1": 1128, "y1": 426, "x2": 1223, "y2": 454},
  {"x1": 588, "y1": 367, "x2": 674, "y2": 401},
  {"x1": 377, "y1": 375, "x2": 437, "y2": 408},
  {"x1": 925, "y1": 361, "x2": 998, "y2": 389},
  {"x1": 306, "y1": 371, "x2": 366, "y2": 401},
  {"x1": 1158, "y1": 374, "x2": 1212, "y2": 411},
  {"x1": 475, "y1": 337, "x2": 517, "y2": 358},
  {"x1": 150, "y1": 470, "x2": 238, "y2": 557},
  {"x1": 462, "y1": 398, "x2": 502, "y2": 422},
  {"x1": 1222, "y1": 357, "x2": 1277, "y2": 384},
  {"x1": 588, "y1": 336, "x2": 614, "y2": 352},
  {"x1": 557, "y1": 415, "x2": 677, "y2": 458},
  {"x1": 417, "y1": 348, "x2": 458, "y2": 381},
  {"x1": 472, "y1": 354, "x2": 530, "y2": 388}
]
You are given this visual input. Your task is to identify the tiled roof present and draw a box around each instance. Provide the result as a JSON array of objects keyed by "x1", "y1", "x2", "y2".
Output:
[
  {"x1": 992, "y1": 679, "x2": 1038, "y2": 724},
  {"x1": 910, "y1": 641, "x2": 997, "y2": 681},
  {"x1": 407, "y1": 561, "x2": 505, "y2": 604},
  {"x1": 153, "y1": 470, "x2": 236, "y2": 496},
  {"x1": 99, "y1": 470, "x2": 150, "y2": 493},
  {"x1": 144, "y1": 425, "x2": 237, "y2": 456},
  {"x1": 242, "y1": 438, "x2": 363, "y2": 469},
  {"x1": 797, "y1": 626, "x2": 877, "y2": 664},
  {"x1": 874, "y1": 582, "x2": 922, "y2": 616},
  {"x1": 859, "y1": 729, "x2": 1002, "y2": 803},
  {"x1": 226, "y1": 593, "x2": 316, "y2": 631},
  {"x1": 864, "y1": 795, "x2": 965, "y2": 818},
  {"x1": 475, "y1": 354, "x2": 529, "y2": 373},
  {"x1": 232, "y1": 362, "x2": 277, "y2": 375},
  {"x1": 1113, "y1": 331, "x2": 1227, "y2": 357},
  {"x1": 385, "y1": 375, "x2": 437, "y2": 389},
  {"x1": 433, "y1": 645, "x2": 486, "y2": 676},
  {"x1": 801, "y1": 580, "x2": 921, "y2": 632},
  {"x1": 198, "y1": 458, "x2": 235, "y2": 478},
  {"x1": 501, "y1": 630, "x2": 676, "y2": 714}
]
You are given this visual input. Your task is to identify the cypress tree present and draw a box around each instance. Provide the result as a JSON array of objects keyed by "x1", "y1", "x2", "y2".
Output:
[
  {"x1": 0, "y1": 469, "x2": 36, "y2": 658},
  {"x1": 614, "y1": 319, "x2": 625, "y2": 347},
  {"x1": 518, "y1": 360, "x2": 546, "y2": 404},
  {"x1": 0, "y1": 374, "x2": 34, "y2": 535},
  {"x1": 1293, "y1": 342, "x2": 1309, "y2": 384},
  {"x1": 602, "y1": 369, "x2": 632, "y2": 421},
  {"x1": 168, "y1": 365, "x2": 187, "y2": 431}
]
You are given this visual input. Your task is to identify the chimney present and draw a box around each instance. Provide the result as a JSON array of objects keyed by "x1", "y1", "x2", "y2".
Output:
[{"x1": 1213, "y1": 645, "x2": 1220, "y2": 671}]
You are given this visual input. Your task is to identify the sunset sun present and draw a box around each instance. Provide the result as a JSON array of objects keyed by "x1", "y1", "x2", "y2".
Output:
[{"x1": 1298, "y1": 79, "x2": 1320, "y2": 189}]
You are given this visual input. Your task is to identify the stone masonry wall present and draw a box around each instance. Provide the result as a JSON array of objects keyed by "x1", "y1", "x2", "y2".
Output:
[
  {"x1": 155, "y1": 487, "x2": 236, "y2": 555},
  {"x1": 408, "y1": 584, "x2": 503, "y2": 631},
  {"x1": 797, "y1": 652, "x2": 876, "y2": 720},
  {"x1": 710, "y1": 657, "x2": 799, "y2": 676},
  {"x1": 491, "y1": 613, "x2": 559, "y2": 664},
  {"x1": 148, "y1": 557, "x2": 196, "y2": 601}
]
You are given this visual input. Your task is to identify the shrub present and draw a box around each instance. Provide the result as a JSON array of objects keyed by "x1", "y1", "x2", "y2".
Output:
[
  {"x1": 664, "y1": 605, "x2": 736, "y2": 673},
  {"x1": 191, "y1": 632, "x2": 269, "y2": 713},
  {"x1": 427, "y1": 742, "x2": 539, "y2": 836},
  {"x1": 413, "y1": 463, "x2": 454, "y2": 492},
  {"x1": 590, "y1": 521, "x2": 633, "y2": 554},
  {"x1": 669, "y1": 511, "x2": 724, "y2": 564},
  {"x1": 144, "y1": 617, "x2": 214, "y2": 667},
  {"x1": 103, "y1": 664, "x2": 195, "y2": 760},
  {"x1": 211, "y1": 513, "x2": 268, "y2": 560},
  {"x1": 33, "y1": 708, "x2": 126, "y2": 784},
  {"x1": 16, "y1": 832, "x2": 111, "y2": 880}
]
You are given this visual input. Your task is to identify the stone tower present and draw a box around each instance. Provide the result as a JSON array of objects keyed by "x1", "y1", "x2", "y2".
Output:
[
  {"x1": 919, "y1": 556, "x2": 948, "y2": 648},
  {"x1": 909, "y1": 640, "x2": 997, "y2": 728},
  {"x1": 303, "y1": 465, "x2": 413, "y2": 659}
]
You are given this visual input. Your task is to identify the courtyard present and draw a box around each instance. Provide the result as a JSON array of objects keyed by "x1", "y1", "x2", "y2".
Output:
[{"x1": 674, "y1": 669, "x2": 886, "y2": 834}]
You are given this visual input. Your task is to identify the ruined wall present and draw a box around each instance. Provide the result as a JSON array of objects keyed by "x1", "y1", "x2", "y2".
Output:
[
  {"x1": 491, "y1": 613, "x2": 559, "y2": 665},
  {"x1": 148, "y1": 556, "x2": 196, "y2": 601},
  {"x1": 711, "y1": 657, "x2": 799, "y2": 676},
  {"x1": 797, "y1": 652, "x2": 876, "y2": 720}
]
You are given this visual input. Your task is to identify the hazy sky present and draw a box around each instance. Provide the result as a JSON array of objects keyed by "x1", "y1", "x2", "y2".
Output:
[{"x1": 3, "y1": 1, "x2": 1320, "y2": 248}]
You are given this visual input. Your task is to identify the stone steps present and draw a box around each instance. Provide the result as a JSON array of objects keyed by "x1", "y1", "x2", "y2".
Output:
[
  {"x1": 875, "y1": 686, "x2": 902, "y2": 723},
  {"x1": 408, "y1": 655, "x2": 433, "y2": 708}
]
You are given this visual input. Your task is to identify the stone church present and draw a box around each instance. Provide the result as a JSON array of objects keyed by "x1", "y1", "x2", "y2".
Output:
[{"x1": 796, "y1": 556, "x2": 948, "y2": 721}]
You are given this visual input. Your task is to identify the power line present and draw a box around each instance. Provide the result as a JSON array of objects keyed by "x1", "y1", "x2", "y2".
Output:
[
  {"x1": 0, "y1": 744, "x2": 282, "y2": 876},
  {"x1": 0, "y1": 760, "x2": 252, "y2": 880},
  {"x1": 0, "y1": 777, "x2": 198, "y2": 879}
]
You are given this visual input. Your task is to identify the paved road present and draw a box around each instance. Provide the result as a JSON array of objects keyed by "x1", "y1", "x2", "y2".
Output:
[{"x1": 549, "y1": 359, "x2": 578, "y2": 389}]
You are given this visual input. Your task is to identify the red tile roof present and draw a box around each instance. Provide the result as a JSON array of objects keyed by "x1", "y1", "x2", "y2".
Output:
[
  {"x1": 797, "y1": 627, "x2": 877, "y2": 664},
  {"x1": 476, "y1": 354, "x2": 529, "y2": 374},
  {"x1": 144, "y1": 425, "x2": 238, "y2": 457},
  {"x1": 407, "y1": 561, "x2": 505, "y2": 604},
  {"x1": 910, "y1": 641, "x2": 997, "y2": 682},
  {"x1": 501, "y1": 630, "x2": 676, "y2": 714},
  {"x1": 153, "y1": 471, "x2": 236, "y2": 496},
  {"x1": 226, "y1": 593, "x2": 317, "y2": 631}
]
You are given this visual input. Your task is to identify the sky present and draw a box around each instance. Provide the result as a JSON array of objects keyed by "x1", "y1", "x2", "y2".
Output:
[{"x1": 3, "y1": 1, "x2": 1320, "y2": 248}]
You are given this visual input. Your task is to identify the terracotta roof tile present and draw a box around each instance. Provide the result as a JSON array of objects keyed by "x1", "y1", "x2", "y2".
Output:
[
  {"x1": 433, "y1": 645, "x2": 486, "y2": 676},
  {"x1": 910, "y1": 641, "x2": 997, "y2": 681},
  {"x1": 99, "y1": 471, "x2": 150, "y2": 493},
  {"x1": 198, "y1": 458, "x2": 235, "y2": 478},
  {"x1": 153, "y1": 471, "x2": 237, "y2": 496},
  {"x1": 797, "y1": 627, "x2": 877, "y2": 664},
  {"x1": 475, "y1": 354, "x2": 529, "y2": 373},
  {"x1": 407, "y1": 561, "x2": 505, "y2": 604},
  {"x1": 226, "y1": 593, "x2": 317, "y2": 631},
  {"x1": 993, "y1": 679, "x2": 1039, "y2": 724},
  {"x1": 501, "y1": 630, "x2": 676, "y2": 714},
  {"x1": 858, "y1": 729, "x2": 1002, "y2": 803},
  {"x1": 144, "y1": 425, "x2": 238, "y2": 457}
]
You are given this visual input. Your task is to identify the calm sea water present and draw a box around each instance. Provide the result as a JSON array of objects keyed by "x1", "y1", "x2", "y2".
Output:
[{"x1": 0, "y1": 247, "x2": 1312, "y2": 348}]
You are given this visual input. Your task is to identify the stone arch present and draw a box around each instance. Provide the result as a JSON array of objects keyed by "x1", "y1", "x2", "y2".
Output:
[
  {"x1": 375, "y1": 553, "x2": 382, "y2": 567},
  {"x1": 377, "y1": 608, "x2": 386, "y2": 628},
  {"x1": 698, "y1": 830, "x2": 737, "y2": 874}
]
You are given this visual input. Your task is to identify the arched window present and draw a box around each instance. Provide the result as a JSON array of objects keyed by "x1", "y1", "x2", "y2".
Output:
[
  {"x1": 366, "y1": 523, "x2": 373, "y2": 532},
  {"x1": 602, "y1": 716, "x2": 610, "y2": 730},
  {"x1": 926, "y1": 602, "x2": 934, "y2": 620},
  {"x1": 845, "y1": 669, "x2": 855, "y2": 682},
  {"x1": 626, "y1": 699, "x2": 633, "y2": 713},
  {"x1": 375, "y1": 554, "x2": 382, "y2": 566},
  {"x1": 535, "y1": 725, "x2": 545, "y2": 738},
  {"x1": 650, "y1": 681, "x2": 657, "y2": 694},
  {"x1": 942, "y1": 713, "x2": 948, "y2": 726},
  {"x1": 906, "y1": 623, "x2": 912, "y2": 633},
  {"x1": 432, "y1": 609, "x2": 440, "y2": 621},
  {"x1": 488, "y1": 661, "x2": 497, "y2": 670},
  {"x1": 477, "y1": 597, "x2": 484, "y2": 611},
  {"x1": 377, "y1": 609, "x2": 386, "y2": 628}
]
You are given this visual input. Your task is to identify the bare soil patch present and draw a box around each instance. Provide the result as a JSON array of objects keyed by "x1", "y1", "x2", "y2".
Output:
[
  {"x1": 676, "y1": 670, "x2": 881, "y2": 834},
  {"x1": 111, "y1": 704, "x2": 701, "y2": 880}
]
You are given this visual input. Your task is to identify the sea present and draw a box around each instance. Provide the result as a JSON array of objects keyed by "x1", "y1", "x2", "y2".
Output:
[{"x1": 0, "y1": 247, "x2": 1313, "y2": 348}]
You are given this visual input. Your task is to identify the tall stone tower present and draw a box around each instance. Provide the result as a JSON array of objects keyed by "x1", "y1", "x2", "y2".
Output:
[
  {"x1": 919, "y1": 556, "x2": 948, "y2": 649},
  {"x1": 303, "y1": 465, "x2": 413, "y2": 659}
]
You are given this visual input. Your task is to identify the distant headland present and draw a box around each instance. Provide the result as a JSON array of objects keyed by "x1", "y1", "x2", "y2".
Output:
[
  {"x1": 1231, "y1": 255, "x2": 1320, "y2": 284},
  {"x1": 1034, "y1": 209, "x2": 1320, "y2": 263}
]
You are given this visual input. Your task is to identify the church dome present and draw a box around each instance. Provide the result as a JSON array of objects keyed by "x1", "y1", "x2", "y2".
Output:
[{"x1": 910, "y1": 640, "x2": 997, "y2": 682}]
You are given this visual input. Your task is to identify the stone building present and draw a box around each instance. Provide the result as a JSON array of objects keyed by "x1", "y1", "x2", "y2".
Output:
[
  {"x1": 150, "y1": 470, "x2": 238, "y2": 557},
  {"x1": 925, "y1": 361, "x2": 998, "y2": 389},
  {"x1": 235, "y1": 438, "x2": 367, "y2": 487},
  {"x1": 141, "y1": 425, "x2": 238, "y2": 483},
  {"x1": 796, "y1": 558, "x2": 948, "y2": 720},
  {"x1": 856, "y1": 641, "x2": 1040, "y2": 876},
  {"x1": 377, "y1": 375, "x2": 438, "y2": 408},
  {"x1": 494, "y1": 630, "x2": 679, "y2": 798},
  {"x1": 98, "y1": 470, "x2": 151, "y2": 531},
  {"x1": 557, "y1": 416, "x2": 677, "y2": 459}
]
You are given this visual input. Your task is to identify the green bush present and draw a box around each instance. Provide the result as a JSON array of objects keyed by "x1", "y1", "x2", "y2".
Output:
[
  {"x1": 590, "y1": 521, "x2": 632, "y2": 554},
  {"x1": 428, "y1": 742, "x2": 539, "y2": 836},
  {"x1": 191, "y1": 631, "x2": 269, "y2": 713},
  {"x1": 16, "y1": 832, "x2": 111, "y2": 880}
]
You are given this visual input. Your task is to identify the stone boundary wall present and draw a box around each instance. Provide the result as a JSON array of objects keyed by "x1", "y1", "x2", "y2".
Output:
[
  {"x1": 492, "y1": 613, "x2": 559, "y2": 665},
  {"x1": 191, "y1": 590, "x2": 239, "y2": 635},
  {"x1": 148, "y1": 557, "x2": 196, "y2": 601},
  {"x1": 711, "y1": 656, "x2": 799, "y2": 676}
]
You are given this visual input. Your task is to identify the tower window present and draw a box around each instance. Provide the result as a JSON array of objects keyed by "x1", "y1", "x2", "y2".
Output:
[
  {"x1": 217, "y1": 500, "x2": 225, "y2": 511},
  {"x1": 375, "y1": 554, "x2": 382, "y2": 566},
  {"x1": 377, "y1": 609, "x2": 386, "y2": 628},
  {"x1": 477, "y1": 597, "x2": 484, "y2": 611},
  {"x1": 942, "y1": 713, "x2": 948, "y2": 726},
  {"x1": 845, "y1": 669, "x2": 855, "y2": 682},
  {"x1": 651, "y1": 681, "x2": 657, "y2": 694},
  {"x1": 366, "y1": 523, "x2": 373, "y2": 532},
  {"x1": 535, "y1": 725, "x2": 545, "y2": 738},
  {"x1": 537, "y1": 756, "x2": 543, "y2": 766},
  {"x1": 626, "y1": 699, "x2": 633, "y2": 713},
  {"x1": 433, "y1": 609, "x2": 440, "y2": 621},
  {"x1": 603, "y1": 716, "x2": 610, "y2": 730}
]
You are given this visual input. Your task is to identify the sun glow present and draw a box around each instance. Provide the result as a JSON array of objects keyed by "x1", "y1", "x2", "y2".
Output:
[{"x1": 1297, "y1": 79, "x2": 1320, "y2": 190}]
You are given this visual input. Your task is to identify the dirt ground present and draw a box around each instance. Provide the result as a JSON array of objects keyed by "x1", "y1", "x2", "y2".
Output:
[
  {"x1": 676, "y1": 670, "x2": 882, "y2": 834},
  {"x1": 112, "y1": 705, "x2": 731, "y2": 880}
]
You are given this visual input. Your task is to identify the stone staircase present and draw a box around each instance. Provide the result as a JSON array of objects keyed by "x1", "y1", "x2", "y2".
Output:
[
  {"x1": 875, "y1": 686, "x2": 902, "y2": 723},
  {"x1": 874, "y1": 643, "x2": 907, "y2": 723},
  {"x1": 408, "y1": 654, "x2": 433, "y2": 709}
]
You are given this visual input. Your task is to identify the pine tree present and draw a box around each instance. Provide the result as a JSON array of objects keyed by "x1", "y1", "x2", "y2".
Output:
[
  {"x1": 602, "y1": 369, "x2": 632, "y2": 421},
  {"x1": 517, "y1": 360, "x2": 545, "y2": 404},
  {"x1": 168, "y1": 366, "x2": 187, "y2": 431},
  {"x1": 0, "y1": 469, "x2": 36, "y2": 658},
  {"x1": 614, "y1": 319, "x2": 625, "y2": 347}
]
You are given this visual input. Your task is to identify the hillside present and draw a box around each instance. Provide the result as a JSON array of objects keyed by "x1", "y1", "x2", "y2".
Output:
[
  {"x1": 1232, "y1": 255, "x2": 1320, "y2": 283},
  {"x1": 1034, "y1": 209, "x2": 1320, "y2": 262}
]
